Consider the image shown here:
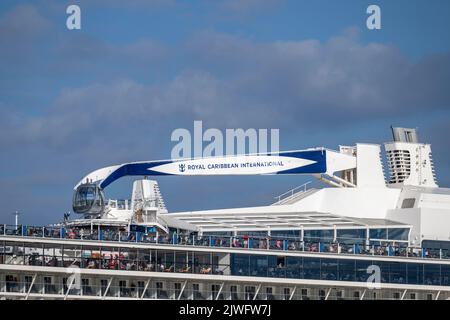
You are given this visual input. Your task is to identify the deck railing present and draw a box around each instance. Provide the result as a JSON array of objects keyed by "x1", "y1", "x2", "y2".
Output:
[
  {"x1": 2, "y1": 279, "x2": 431, "y2": 300},
  {"x1": 273, "y1": 181, "x2": 312, "y2": 205},
  {"x1": 0, "y1": 223, "x2": 449, "y2": 261}
]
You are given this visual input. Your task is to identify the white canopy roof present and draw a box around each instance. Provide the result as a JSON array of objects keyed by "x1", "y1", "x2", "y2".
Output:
[{"x1": 164, "y1": 210, "x2": 409, "y2": 233}]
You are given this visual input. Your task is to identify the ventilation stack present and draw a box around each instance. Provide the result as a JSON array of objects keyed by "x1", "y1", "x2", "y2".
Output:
[{"x1": 384, "y1": 127, "x2": 437, "y2": 188}]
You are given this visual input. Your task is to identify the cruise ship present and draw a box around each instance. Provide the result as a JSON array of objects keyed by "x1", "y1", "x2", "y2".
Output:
[{"x1": 1, "y1": 127, "x2": 450, "y2": 300}]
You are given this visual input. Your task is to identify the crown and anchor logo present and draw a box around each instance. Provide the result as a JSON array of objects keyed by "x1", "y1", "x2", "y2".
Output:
[{"x1": 179, "y1": 163, "x2": 186, "y2": 172}]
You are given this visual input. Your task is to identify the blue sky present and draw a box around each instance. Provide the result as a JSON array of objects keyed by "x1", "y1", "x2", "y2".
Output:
[{"x1": 0, "y1": 0, "x2": 449, "y2": 225}]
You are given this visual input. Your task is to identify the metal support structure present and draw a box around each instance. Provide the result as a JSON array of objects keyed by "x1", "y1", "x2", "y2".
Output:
[
  {"x1": 25, "y1": 273, "x2": 37, "y2": 300},
  {"x1": 102, "y1": 277, "x2": 113, "y2": 300},
  {"x1": 324, "y1": 288, "x2": 332, "y2": 300},
  {"x1": 314, "y1": 174, "x2": 342, "y2": 188},
  {"x1": 253, "y1": 284, "x2": 262, "y2": 300},
  {"x1": 289, "y1": 286, "x2": 297, "y2": 300},
  {"x1": 141, "y1": 279, "x2": 150, "y2": 299},
  {"x1": 360, "y1": 289, "x2": 366, "y2": 300},
  {"x1": 216, "y1": 282, "x2": 224, "y2": 300},
  {"x1": 178, "y1": 280, "x2": 187, "y2": 300},
  {"x1": 329, "y1": 174, "x2": 356, "y2": 188},
  {"x1": 401, "y1": 289, "x2": 408, "y2": 300},
  {"x1": 435, "y1": 291, "x2": 441, "y2": 300},
  {"x1": 64, "y1": 276, "x2": 75, "y2": 300}
]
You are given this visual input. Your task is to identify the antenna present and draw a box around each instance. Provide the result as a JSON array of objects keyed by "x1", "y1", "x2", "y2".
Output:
[{"x1": 11, "y1": 210, "x2": 22, "y2": 228}]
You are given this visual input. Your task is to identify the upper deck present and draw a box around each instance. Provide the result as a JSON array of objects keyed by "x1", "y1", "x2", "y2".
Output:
[{"x1": 2, "y1": 223, "x2": 450, "y2": 300}]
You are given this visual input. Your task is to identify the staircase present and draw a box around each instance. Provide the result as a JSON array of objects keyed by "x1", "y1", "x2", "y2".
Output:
[{"x1": 152, "y1": 183, "x2": 167, "y2": 211}]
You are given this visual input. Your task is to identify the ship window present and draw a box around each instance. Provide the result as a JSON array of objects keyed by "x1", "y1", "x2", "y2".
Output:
[
  {"x1": 424, "y1": 264, "x2": 441, "y2": 286},
  {"x1": 245, "y1": 286, "x2": 256, "y2": 300},
  {"x1": 355, "y1": 260, "x2": 372, "y2": 282},
  {"x1": 230, "y1": 285, "x2": 239, "y2": 300},
  {"x1": 100, "y1": 279, "x2": 108, "y2": 296},
  {"x1": 301, "y1": 289, "x2": 308, "y2": 300},
  {"x1": 81, "y1": 278, "x2": 92, "y2": 296},
  {"x1": 43, "y1": 276, "x2": 52, "y2": 294},
  {"x1": 271, "y1": 230, "x2": 300, "y2": 238},
  {"x1": 232, "y1": 254, "x2": 250, "y2": 276},
  {"x1": 319, "y1": 289, "x2": 326, "y2": 300},
  {"x1": 442, "y1": 265, "x2": 450, "y2": 286},
  {"x1": 204, "y1": 231, "x2": 233, "y2": 237},
  {"x1": 387, "y1": 228, "x2": 409, "y2": 241},
  {"x1": 250, "y1": 255, "x2": 268, "y2": 277},
  {"x1": 119, "y1": 280, "x2": 127, "y2": 297},
  {"x1": 62, "y1": 277, "x2": 68, "y2": 293},
  {"x1": 72, "y1": 183, "x2": 105, "y2": 215},
  {"x1": 401, "y1": 198, "x2": 415, "y2": 208},
  {"x1": 336, "y1": 229, "x2": 366, "y2": 244},
  {"x1": 369, "y1": 228, "x2": 387, "y2": 240},
  {"x1": 174, "y1": 283, "x2": 182, "y2": 297},
  {"x1": 276, "y1": 256, "x2": 285, "y2": 268},
  {"x1": 389, "y1": 262, "x2": 407, "y2": 284},
  {"x1": 237, "y1": 231, "x2": 268, "y2": 237},
  {"x1": 407, "y1": 263, "x2": 424, "y2": 285},
  {"x1": 25, "y1": 276, "x2": 33, "y2": 292},
  {"x1": 5, "y1": 275, "x2": 18, "y2": 292},
  {"x1": 303, "y1": 258, "x2": 321, "y2": 279},
  {"x1": 283, "y1": 288, "x2": 290, "y2": 300},
  {"x1": 338, "y1": 259, "x2": 356, "y2": 282},
  {"x1": 304, "y1": 229, "x2": 334, "y2": 242},
  {"x1": 286, "y1": 256, "x2": 302, "y2": 278},
  {"x1": 137, "y1": 281, "x2": 146, "y2": 298},
  {"x1": 321, "y1": 259, "x2": 338, "y2": 281}
]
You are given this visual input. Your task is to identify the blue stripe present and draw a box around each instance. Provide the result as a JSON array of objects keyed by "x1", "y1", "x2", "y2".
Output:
[
  {"x1": 99, "y1": 150, "x2": 327, "y2": 189},
  {"x1": 100, "y1": 160, "x2": 173, "y2": 188}
]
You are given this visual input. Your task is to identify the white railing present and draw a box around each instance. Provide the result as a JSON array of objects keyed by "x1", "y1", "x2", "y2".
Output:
[{"x1": 273, "y1": 181, "x2": 312, "y2": 205}]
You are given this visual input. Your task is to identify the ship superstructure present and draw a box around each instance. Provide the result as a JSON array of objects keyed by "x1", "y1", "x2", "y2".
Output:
[{"x1": 1, "y1": 127, "x2": 450, "y2": 300}]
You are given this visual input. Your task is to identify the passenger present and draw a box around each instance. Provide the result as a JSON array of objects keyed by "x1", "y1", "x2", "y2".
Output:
[
  {"x1": 68, "y1": 229, "x2": 76, "y2": 239},
  {"x1": 87, "y1": 260, "x2": 96, "y2": 269},
  {"x1": 259, "y1": 240, "x2": 265, "y2": 249},
  {"x1": 276, "y1": 239, "x2": 281, "y2": 249}
]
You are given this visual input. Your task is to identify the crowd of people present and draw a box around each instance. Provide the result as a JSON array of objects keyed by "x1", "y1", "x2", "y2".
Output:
[
  {"x1": 20, "y1": 251, "x2": 226, "y2": 277},
  {"x1": 1, "y1": 224, "x2": 448, "y2": 260}
]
